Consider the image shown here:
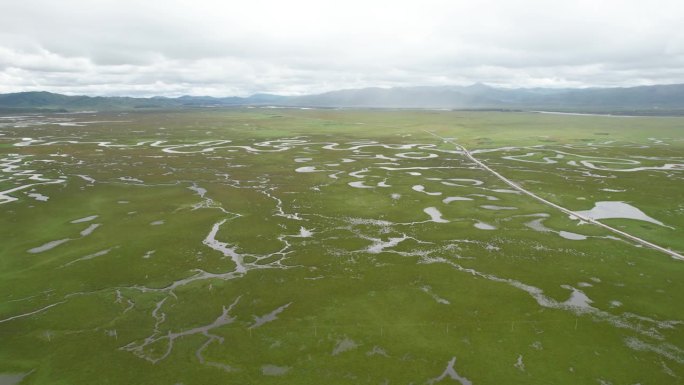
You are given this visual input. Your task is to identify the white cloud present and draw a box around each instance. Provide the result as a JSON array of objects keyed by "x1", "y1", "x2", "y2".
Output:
[{"x1": 1, "y1": 0, "x2": 683, "y2": 96}]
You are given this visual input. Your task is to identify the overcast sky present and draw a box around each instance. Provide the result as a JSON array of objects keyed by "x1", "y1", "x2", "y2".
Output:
[{"x1": 1, "y1": 0, "x2": 683, "y2": 96}]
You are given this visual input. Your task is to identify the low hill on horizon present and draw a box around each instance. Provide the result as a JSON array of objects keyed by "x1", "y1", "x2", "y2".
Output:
[
  {"x1": 2, "y1": 83, "x2": 684, "y2": 114},
  {"x1": 282, "y1": 83, "x2": 684, "y2": 112}
]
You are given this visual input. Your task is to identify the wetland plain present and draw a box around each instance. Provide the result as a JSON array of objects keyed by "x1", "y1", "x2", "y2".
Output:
[{"x1": 1, "y1": 109, "x2": 683, "y2": 384}]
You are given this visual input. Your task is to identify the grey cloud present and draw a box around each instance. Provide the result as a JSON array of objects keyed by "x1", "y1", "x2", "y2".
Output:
[{"x1": 1, "y1": 0, "x2": 683, "y2": 96}]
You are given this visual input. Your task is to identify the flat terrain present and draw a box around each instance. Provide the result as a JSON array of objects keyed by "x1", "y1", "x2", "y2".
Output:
[{"x1": 1, "y1": 109, "x2": 683, "y2": 384}]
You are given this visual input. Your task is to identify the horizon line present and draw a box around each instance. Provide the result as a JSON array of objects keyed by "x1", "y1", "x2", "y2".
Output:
[{"x1": 3, "y1": 82, "x2": 684, "y2": 99}]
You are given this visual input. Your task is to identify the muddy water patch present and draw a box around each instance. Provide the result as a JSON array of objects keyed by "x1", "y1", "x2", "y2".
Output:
[
  {"x1": 474, "y1": 221, "x2": 496, "y2": 230},
  {"x1": 428, "y1": 357, "x2": 472, "y2": 385},
  {"x1": 559, "y1": 231, "x2": 587, "y2": 240},
  {"x1": 525, "y1": 216, "x2": 588, "y2": 240},
  {"x1": 367, "y1": 235, "x2": 409, "y2": 254},
  {"x1": 480, "y1": 205, "x2": 517, "y2": 210},
  {"x1": 490, "y1": 188, "x2": 520, "y2": 194},
  {"x1": 28, "y1": 238, "x2": 71, "y2": 253},
  {"x1": 80, "y1": 223, "x2": 101, "y2": 237},
  {"x1": 469, "y1": 194, "x2": 499, "y2": 201},
  {"x1": 443, "y1": 196, "x2": 473, "y2": 203},
  {"x1": 413, "y1": 185, "x2": 441, "y2": 196},
  {"x1": 561, "y1": 285, "x2": 593, "y2": 309},
  {"x1": 188, "y1": 184, "x2": 207, "y2": 198},
  {"x1": 26, "y1": 192, "x2": 49, "y2": 201},
  {"x1": 71, "y1": 215, "x2": 98, "y2": 224},
  {"x1": 332, "y1": 337, "x2": 358, "y2": 355},
  {"x1": 122, "y1": 297, "x2": 241, "y2": 364},
  {"x1": 424, "y1": 256, "x2": 682, "y2": 362},
  {"x1": 348, "y1": 181, "x2": 374, "y2": 189},
  {"x1": 424, "y1": 207, "x2": 449, "y2": 223},
  {"x1": 203, "y1": 219, "x2": 246, "y2": 274},
  {"x1": 349, "y1": 168, "x2": 370, "y2": 178},
  {"x1": 427, "y1": 177, "x2": 483, "y2": 187},
  {"x1": 76, "y1": 174, "x2": 96, "y2": 183},
  {"x1": 514, "y1": 355, "x2": 525, "y2": 371},
  {"x1": 262, "y1": 365, "x2": 290, "y2": 376},
  {"x1": 0, "y1": 371, "x2": 33, "y2": 385},
  {"x1": 296, "y1": 227, "x2": 313, "y2": 237},
  {"x1": 250, "y1": 303, "x2": 292, "y2": 329},
  {"x1": 396, "y1": 152, "x2": 438, "y2": 159},
  {"x1": 574, "y1": 201, "x2": 672, "y2": 228},
  {"x1": 295, "y1": 166, "x2": 324, "y2": 173},
  {"x1": 62, "y1": 247, "x2": 115, "y2": 267},
  {"x1": 118, "y1": 176, "x2": 144, "y2": 183},
  {"x1": 421, "y1": 286, "x2": 450, "y2": 305}
]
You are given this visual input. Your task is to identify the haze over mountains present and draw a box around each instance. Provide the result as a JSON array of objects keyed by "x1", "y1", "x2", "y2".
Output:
[{"x1": 2, "y1": 83, "x2": 684, "y2": 114}]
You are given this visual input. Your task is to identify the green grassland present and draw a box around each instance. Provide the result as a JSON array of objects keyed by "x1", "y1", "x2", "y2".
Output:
[{"x1": 1, "y1": 109, "x2": 683, "y2": 384}]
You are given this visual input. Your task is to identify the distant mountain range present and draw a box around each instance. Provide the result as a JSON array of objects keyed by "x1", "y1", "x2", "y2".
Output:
[
  {"x1": 0, "y1": 91, "x2": 288, "y2": 112},
  {"x1": 2, "y1": 83, "x2": 684, "y2": 114}
]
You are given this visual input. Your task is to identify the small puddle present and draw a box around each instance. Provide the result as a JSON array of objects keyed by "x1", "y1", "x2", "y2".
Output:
[
  {"x1": 332, "y1": 337, "x2": 358, "y2": 356},
  {"x1": 295, "y1": 166, "x2": 321, "y2": 173},
  {"x1": 424, "y1": 207, "x2": 449, "y2": 223},
  {"x1": 262, "y1": 365, "x2": 290, "y2": 376},
  {"x1": 26, "y1": 192, "x2": 49, "y2": 202},
  {"x1": 443, "y1": 196, "x2": 472, "y2": 203},
  {"x1": 559, "y1": 231, "x2": 587, "y2": 240},
  {"x1": 250, "y1": 303, "x2": 292, "y2": 329},
  {"x1": 413, "y1": 185, "x2": 442, "y2": 196},
  {"x1": 0, "y1": 372, "x2": 31, "y2": 385},
  {"x1": 28, "y1": 238, "x2": 70, "y2": 253},
  {"x1": 481, "y1": 205, "x2": 517, "y2": 210},
  {"x1": 474, "y1": 221, "x2": 496, "y2": 230},
  {"x1": 80, "y1": 223, "x2": 101, "y2": 237},
  {"x1": 71, "y1": 215, "x2": 98, "y2": 224},
  {"x1": 348, "y1": 181, "x2": 373, "y2": 189}
]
